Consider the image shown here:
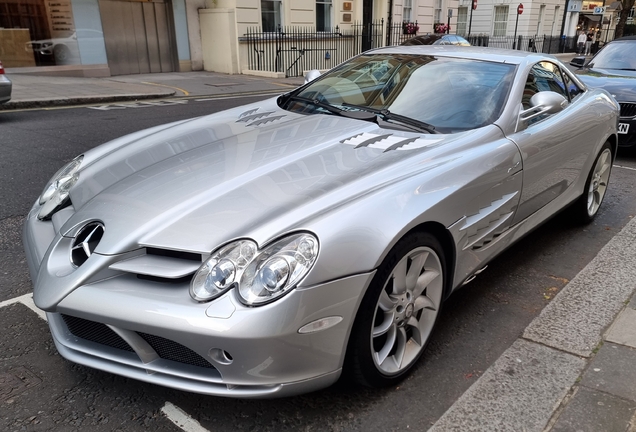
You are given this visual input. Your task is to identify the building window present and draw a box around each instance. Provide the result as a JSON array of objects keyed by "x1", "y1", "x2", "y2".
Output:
[
  {"x1": 551, "y1": 6, "x2": 560, "y2": 35},
  {"x1": 493, "y1": 5, "x2": 509, "y2": 36},
  {"x1": 262, "y1": 0, "x2": 282, "y2": 32},
  {"x1": 457, "y1": 6, "x2": 468, "y2": 35},
  {"x1": 403, "y1": 0, "x2": 413, "y2": 22},
  {"x1": 316, "y1": 0, "x2": 332, "y2": 31},
  {"x1": 536, "y1": 5, "x2": 545, "y2": 35},
  {"x1": 435, "y1": 0, "x2": 443, "y2": 23}
]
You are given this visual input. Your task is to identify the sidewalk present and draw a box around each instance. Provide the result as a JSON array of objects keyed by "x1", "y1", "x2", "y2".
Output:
[
  {"x1": 1, "y1": 53, "x2": 581, "y2": 112},
  {"x1": 430, "y1": 216, "x2": 636, "y2": 431},
  {"x1": 0, "y1": 71, "x2": 305, "y2": 111}
]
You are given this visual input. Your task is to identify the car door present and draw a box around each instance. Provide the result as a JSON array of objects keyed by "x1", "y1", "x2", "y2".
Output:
[{"x1": 508, "y1": 61, "x2": 590, "y2": 225}]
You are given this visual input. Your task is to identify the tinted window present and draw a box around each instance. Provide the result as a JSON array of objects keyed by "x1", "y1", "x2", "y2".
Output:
[
  {"x1": 289, "y1": 54, "x2": 516, "y2": 132},
  {"x1": 561, "y1": 69, "x2": 584, "y2": 101},
  {"x1": 522, "y1": 62, "x2": 568, "y2": 110}
]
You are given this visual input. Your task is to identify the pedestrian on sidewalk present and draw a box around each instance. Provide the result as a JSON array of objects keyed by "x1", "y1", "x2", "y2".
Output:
[
  {"x1": 585, "y1": 32, "x2": 594, "y2": 55},
  {"x1": 577, "y1": 31, "x2": 587, "y2": 55}
]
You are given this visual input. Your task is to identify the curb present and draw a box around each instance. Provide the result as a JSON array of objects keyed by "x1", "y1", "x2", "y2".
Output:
[
  {"x1": 0, "y1": 91, "x2": 175, "y2": 111},
  {"x1": 429, "y1": 215, "x2": 636, "y2": 431}
]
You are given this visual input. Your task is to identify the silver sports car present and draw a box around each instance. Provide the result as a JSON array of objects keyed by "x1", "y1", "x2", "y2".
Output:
[{"x1": 24, "y1": 46, "x2": 618, "y2": 398}]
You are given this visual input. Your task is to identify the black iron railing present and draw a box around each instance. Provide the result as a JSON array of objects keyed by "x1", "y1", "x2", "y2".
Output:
[
  {"x1": 242, "y1": 21, "x2": 385, "y2": 77},
  {"x1": 242, "y1": 26, "x2": 585, "y2": 77},
  {"x1": 465, "y1": 34, "x2": 579, "y2": 53}
]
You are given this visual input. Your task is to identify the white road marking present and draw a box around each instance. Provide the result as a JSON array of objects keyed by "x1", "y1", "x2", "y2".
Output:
[
  {"x1": 0, "y1": 293, "x2": 47, "y2": 321},
  {"x1": 195, "y1": 92, "x2": 281, "y2": 102},
  {"x1": 613, "y1": 164, "x2": 636, "y2": 172},
  {"x1": 161, "y1": 402, "x2": 210, "y2": 432},
  {"x1": 87, "y1": 100, "x2": 189, "y2": 111}
]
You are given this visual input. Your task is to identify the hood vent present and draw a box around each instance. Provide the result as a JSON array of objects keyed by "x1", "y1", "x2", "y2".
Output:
[
  {"x1": 236, "y1": 111, "x2": 275, "y2": 123},
  {"x1": 237, "y1": 108, "x2": 287, "y2": 127},
  {"x1": 247, "y1": 115, "x2": 287, "y2": 127},
  {"x1": 354, "y1": 134, "x2": 393, "y2": 148},
  {"x1": 238, "y1": 108, "x2": 260, "y2": 118},
  {"x1": 340, "y1": 132, "x2": 443, "y2": 152}
]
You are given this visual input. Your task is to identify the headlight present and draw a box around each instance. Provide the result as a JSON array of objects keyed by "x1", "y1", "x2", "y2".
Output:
[
  {"x1": 190, "y1": 233, "x2": 319, "y2": 306},
  {"x1": 190, "y1": 240, "x2": 257, "y2": 302},
  {"x1": 38, "y1": 155, "x2": 83, "y2": 220}
]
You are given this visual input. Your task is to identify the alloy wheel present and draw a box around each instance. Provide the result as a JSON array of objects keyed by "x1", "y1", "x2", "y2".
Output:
[{"x1": 371, "y1": 246, "x2": 443, "y2": 375}]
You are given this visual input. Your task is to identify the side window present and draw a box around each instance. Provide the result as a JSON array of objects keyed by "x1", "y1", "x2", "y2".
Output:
[
  {"x1": 560, "y1": 69, "x2": 585, "y2": 101},
  {"x1": 522, "y1": 62, "x2": 568, "y2": 110}
]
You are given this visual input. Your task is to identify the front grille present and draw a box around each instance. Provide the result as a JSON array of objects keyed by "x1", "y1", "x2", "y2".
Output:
[
  {"x1": 62, "y1": 314, "x2": 134, "y2": 352},
  {"x1": 61, "y1": 314, "x2": 215, "y2": 370},
  {"x1": 620, "y1": 103, "x2": 636, "y2": 118},
  {"x1": 137, "y1": 332, "x2": 215, "y2": 369}
]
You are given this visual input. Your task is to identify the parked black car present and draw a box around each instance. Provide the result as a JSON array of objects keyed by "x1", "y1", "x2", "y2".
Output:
[{"x1": 571, "y1": 36, "x2": 636, "y2": 148}]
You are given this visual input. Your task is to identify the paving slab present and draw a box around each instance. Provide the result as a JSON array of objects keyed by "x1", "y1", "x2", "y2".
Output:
[
  {"x1": 551, "y1": 387, "x2": 636, "y2": 432},
  {"x1": 629, "y1": 293, "x2": 636, "y2": 310},
  {"x1": 429, "y1": 339, "x2": 585, "y2": 432},
  {"x1": 523, "y1": 217, "x2": 636, "y2": 357},
  {"x1": 606, "y1": 307, "x2": 636, "y2": 348},
  {"x1": 580, "y1": 343, "x2": 636, "y2": 402}
]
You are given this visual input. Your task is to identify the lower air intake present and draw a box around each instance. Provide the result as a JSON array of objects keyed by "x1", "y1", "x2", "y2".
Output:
[
  {"x1": 61, "y1": 315, "x2": 215, "y2": 370},
  {"x1": 137, "y1": 332, "x2": 215, "y2": 369},
  {"x1": 62, "y1": 314, "x2": 134, "y2": 352}
]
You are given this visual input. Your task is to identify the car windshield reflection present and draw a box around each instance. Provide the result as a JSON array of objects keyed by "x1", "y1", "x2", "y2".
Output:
[
  {"x1": 588, "y1": 41, "x2": 636, "y2": 70},
  {"x1": 283, "y1": 54, "x2": 516, "y2": 133}
]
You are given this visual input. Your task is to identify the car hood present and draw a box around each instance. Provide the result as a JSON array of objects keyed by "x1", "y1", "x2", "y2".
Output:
[
  {"x1": 61, "y1": 98, "x2": 499, "y2": 255},
  {"x1": 576, "y1": 68, "x2": 636, "y2": 101}
]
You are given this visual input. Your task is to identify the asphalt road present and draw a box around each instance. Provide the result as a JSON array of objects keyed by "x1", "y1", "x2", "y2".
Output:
[{"x1": 1, "y1": 97, "x2": 636, "y2": 431}]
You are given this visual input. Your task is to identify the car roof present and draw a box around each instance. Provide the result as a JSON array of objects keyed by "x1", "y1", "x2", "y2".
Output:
[{"x1": 367, "y1": 45, "x2": 557, "y2": 66}]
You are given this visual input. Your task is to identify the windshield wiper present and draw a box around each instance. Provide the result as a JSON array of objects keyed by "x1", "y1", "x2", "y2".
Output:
[
  {"x1": 284, "y1": 95, "x2": 377, "y2": 121},
  {"x1": 343, "y1": 104, "x2": 437, "y2": 134},
  {"x1": 285, "y1": 96, "x2": 437, "y2": 134}
]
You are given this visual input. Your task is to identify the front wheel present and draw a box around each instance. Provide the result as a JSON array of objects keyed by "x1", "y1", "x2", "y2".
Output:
[
  {"x1": 573, "y1": 142, "x2": 613, "y2": 223},
  {"x1": 346, "y1": 232, "x2": 446, "y2": 388}
]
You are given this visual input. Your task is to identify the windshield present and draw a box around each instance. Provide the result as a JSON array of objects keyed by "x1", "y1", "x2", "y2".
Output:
[
  {"x1": 589, "y1": 41, "x2": 636, "y2": 70},
  {"x1": 284, "y1": 54, "x2": 516, "y2": 132}
]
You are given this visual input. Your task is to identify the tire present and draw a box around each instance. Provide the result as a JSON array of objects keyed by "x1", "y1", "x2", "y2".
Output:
[
  {"x1": 572, "y1": 141, "x2": 613, "y2": 224},
  {"x1": 54, "y1": 45, "x2": 71, "y2": 64},
  {"x1": 346, "y1": 231, "x2": 446, "y2": 388}
]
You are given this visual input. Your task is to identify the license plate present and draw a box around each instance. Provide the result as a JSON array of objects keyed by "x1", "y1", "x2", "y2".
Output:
[{"x1": 619, "y1": 123, "x2": 630, "y2": 134}]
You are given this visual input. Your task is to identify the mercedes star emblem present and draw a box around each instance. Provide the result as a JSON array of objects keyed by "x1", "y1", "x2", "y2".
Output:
[{"x1": 70, "y1": 222, "x2": 104, "y2": 267}]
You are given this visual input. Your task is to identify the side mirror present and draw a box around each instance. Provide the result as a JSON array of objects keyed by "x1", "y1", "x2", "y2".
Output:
[
  {"x1": 304, "y1": 69, "x2": 321, "y2": 84},
  {"x1": 519, "y1": 91, "x2": 568, "y2": 124},
  {"x1": 569, "y1": 56, "x2": 586, "y2": 68}
]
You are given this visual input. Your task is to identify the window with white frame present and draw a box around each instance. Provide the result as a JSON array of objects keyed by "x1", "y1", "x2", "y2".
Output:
[
  {"x1": 536, "y1": 5, "x2": 545, "y2": 35},
  {"x1": 435, "y1": 0, "x2": 443, "y2": 23},
  {"x1": 316, "y1": 0, "x2": 332, "y2": 31},
  {"x1": 403, "y1": 0, "x2": 413, "y2": 22},
  {"x1": 550, "y1": 6, "x2": 560, "y2": 36},
  {"x1": 457, "y1": 6, "x2": 468, "y2": 35},
  {"x1": 262, "y1": 0, "x2": 282, "y2": 32},
  {"x1": 493, "y1": 5, "x2": 509, "y2": 36}
]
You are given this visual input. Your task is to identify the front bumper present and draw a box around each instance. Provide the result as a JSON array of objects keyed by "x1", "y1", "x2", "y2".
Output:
[
  {"x1": 23, "y1": 205, "x2": 374, "y2": 398},
  {"x1": 618, "y1": 116, "x2": 636, "y2": 147}
]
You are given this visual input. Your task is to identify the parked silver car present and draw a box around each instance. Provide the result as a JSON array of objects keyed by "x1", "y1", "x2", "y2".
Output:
[
  {"x1": 0, "y1": 61, "x2": 11, "y2": 104},
  {"x1": 24, "y1": 46, "x2": 618, "y2": 398}
]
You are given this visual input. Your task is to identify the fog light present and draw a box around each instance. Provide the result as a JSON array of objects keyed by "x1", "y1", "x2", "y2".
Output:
[{"x1": 209, "y1": 348, "x2": 233, "y2": 365}]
